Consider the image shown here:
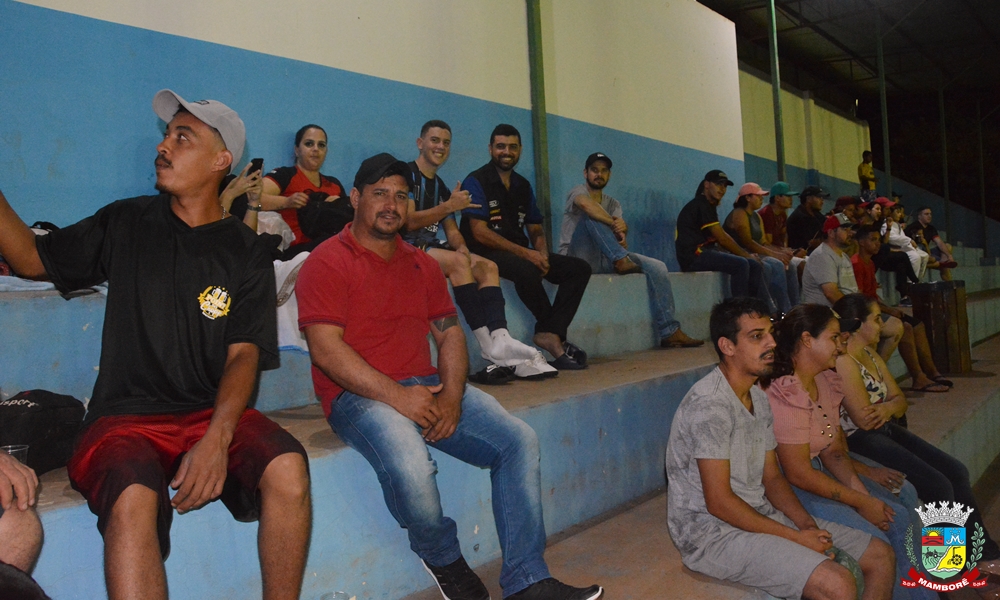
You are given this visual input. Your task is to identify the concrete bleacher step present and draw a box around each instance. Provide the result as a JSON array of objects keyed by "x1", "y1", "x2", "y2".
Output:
[{"x1": 29, "y1": 336, "x2": 1000, "y2": 599}]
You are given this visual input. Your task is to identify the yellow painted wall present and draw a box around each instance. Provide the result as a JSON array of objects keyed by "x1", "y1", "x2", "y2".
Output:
[{"x1": 739, "y1": 68, "x2": 870, "y2": 182}]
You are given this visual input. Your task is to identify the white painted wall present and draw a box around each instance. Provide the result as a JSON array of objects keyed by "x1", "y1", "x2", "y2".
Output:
[
  {"x1": 541, "y1": 0, "x2": 745, "y2": 161},
  {"x1": 15, "y1": 0, "x2": 532, "y2": 109}
]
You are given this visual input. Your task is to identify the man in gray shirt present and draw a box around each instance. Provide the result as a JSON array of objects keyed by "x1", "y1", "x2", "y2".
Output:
[
  {"x1": 800, "y1": 213, "x2": 859, "y2": 307},
  {"x1": 557, "y1": 153, "x2": 701, "y2": 348},
  {"x1": 801, "y1": 214, "x2": 907, "y2": 360},
  {"x1": 665, "y1": 297, "x2": 893, "y2": 600}
]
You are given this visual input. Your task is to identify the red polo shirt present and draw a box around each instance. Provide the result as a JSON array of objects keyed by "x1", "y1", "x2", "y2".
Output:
[
  {"x1": 850, "y1": 253, "x2": 879, "y2": 299},
  {"x1": 296, "y1": 224, "x2": 457, "y2": 416}
]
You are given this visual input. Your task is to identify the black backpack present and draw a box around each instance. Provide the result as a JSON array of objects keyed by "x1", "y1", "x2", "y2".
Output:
[{"x1": 0, "y1": 390, "x2": 85, "y2": 475}]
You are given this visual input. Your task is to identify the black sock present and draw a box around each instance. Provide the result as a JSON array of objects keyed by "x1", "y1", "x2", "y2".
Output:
[
  {"x1": 479, "y1": 285, "x2": 508, "y2": 332},
  {"x1": 453, "y1": 283, "x2": 487, "y2": 330}
]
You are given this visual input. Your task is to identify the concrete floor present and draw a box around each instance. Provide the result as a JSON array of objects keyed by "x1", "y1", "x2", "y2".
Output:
[{"x1": 404, "y1": 338, "x2": 1000, "y2": 600}]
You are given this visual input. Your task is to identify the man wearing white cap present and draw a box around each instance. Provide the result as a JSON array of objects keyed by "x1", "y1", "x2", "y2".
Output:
[{"x1": 0, "y1": 90, "x2": 311, "y2": 600}]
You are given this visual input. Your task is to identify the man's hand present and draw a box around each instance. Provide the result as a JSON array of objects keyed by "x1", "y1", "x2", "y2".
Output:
[
  {"x1": 0, "y1": 453, "x2": 38, "y2": 511},
  {"x1": 526, "y1": 249, "x2": 549, "y2": 275},
  {"x1": 393, "y1": 383, "x2": 444, "y2": 430},
  {"x1": 283, "y1": 192, "x2": 309, "y2": 209},
  {"x1": 611, "y1": 217, "x2": 627, "y2": 235},
  {"x1": 857, "y1": 496, "x2": 894, "y2": 531},
  {"x1": 170, "y1": 430, "x2": 230, "y2": 514},
  {"x1": 423, "y1": 388, "x2": 462, "y2": 443},
  {"x1": 791, "y1": 526, "x2": 834, "y2": 556},
  {"x1": 444, "y1": 182, "x2": 480, "y2": 213}
]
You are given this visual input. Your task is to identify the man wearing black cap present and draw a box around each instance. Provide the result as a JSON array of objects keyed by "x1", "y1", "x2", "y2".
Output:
[
  {"x1": 786, "y1": 185, "x2": 829, "y2": 252},
  {"x1": 558, "y1": 152, "x2": 702, "y2": 348},
  {"x1": 0, "y1": 90, "x2": 311, "y2": 600},
  {"x1": 675, "y1": 170, "x2": 767, "y2": 302},
  {"x1": 460, "y1": 124, "x2": 592, "y2": 371},
  {"x1": 297, "y1": 153, "x2": 603, "y2": 600}
]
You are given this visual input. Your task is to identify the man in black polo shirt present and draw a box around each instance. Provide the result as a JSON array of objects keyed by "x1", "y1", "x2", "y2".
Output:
[
  {"x1": 0, "y1": 90, "x2": 310, "y2": 600},
  {"x1": 675, "y1": 170, "x2": 768, "y2": 304},
  {"x1": 405, "y1": 120, "x2": 553, "y2": 381},
  {"x1": 460, "y1": 124, "x2": 592, "y2": 370},
  {"x1": 786, "y1": 185, "x2": 829, "y2": 252}
]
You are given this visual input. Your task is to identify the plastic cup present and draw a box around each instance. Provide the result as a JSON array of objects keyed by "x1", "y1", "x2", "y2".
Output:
[{"x1": 1, "y1": 444, "x2": 29, "y2": 464}]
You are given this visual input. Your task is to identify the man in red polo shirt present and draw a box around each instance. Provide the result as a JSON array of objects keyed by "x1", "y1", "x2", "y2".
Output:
[{"x1": 296, "y1": 153, "x2": 603, "y2": 600}]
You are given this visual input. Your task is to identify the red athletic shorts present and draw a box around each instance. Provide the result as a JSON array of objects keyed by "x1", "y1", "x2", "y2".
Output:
[{"x1": 67, "y1": 408, "x2": 307, "y2": 558}]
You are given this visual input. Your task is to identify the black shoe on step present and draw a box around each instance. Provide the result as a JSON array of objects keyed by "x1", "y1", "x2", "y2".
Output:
[
  {"x1": 469, "y1": 364, "x2": 514, "y2": 385},
  {"x1": 506, "y1": 578, "x2": 603, "y2": 600},
  {"x1": 422, "y1": 557, "x2": 490, "y2": 600}
]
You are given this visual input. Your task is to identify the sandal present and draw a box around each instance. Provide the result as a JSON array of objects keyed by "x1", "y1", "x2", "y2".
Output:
[
  {"x1": 932, "y1": 376, "x2": 955, "y2": 387},
  {"x1": 911, "y1": 382, "x2": 950, "y2": 393}
]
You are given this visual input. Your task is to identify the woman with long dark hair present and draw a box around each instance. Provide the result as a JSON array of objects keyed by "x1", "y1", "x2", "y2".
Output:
[
  {"x1": 762, "y1": 304, "x2": 933, "y2": 600},
  {"x1": 835, "y1": 293, "x2": 1000, "y2": 574}
]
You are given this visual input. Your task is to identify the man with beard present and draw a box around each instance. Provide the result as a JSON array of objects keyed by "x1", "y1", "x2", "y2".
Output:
[
  {"x1": 787, "y1": 186, "x2": 830, "y2": 252},
  {"x1": 0, "y1": 90, "x2": 311, "y2": 600},
  {"x1": 460, "y1": 124, "x2": 592, "y2": 371},
  {"x1": 665, "y1": 297, "x2": 892, "y2": 600},
  {"x1": 557, "y1": 152, "x2": 701, "y2": 348},
  {"x1": 800, "y1": 213, "x2": 860, "y2": 307},
  {"x1": 675, "y1": 170, "x2": 767, "y2": 303},
  {"x1": 404, "y1": 120, "x2": 553, "y2": 382},
  {"x1": 296, "y1": 153, "x2": 603, "y2": 600}
]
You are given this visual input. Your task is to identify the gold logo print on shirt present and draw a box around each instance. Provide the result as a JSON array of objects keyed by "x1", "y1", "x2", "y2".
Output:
[{"x1": 198, "y1": 286, "x2": 232, "y2": 320}]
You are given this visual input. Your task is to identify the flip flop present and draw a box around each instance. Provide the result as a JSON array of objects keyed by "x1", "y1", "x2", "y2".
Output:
[
  {"x1": 911, "y1": 382, "x2": 949, "y2": 393},
  {"x1": 932, "y1": 376, "x2": 954, "y2": 387}
]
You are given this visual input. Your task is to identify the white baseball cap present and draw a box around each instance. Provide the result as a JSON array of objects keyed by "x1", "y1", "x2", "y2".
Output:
[{"x1": 152, "y1": 89, "x2": 245, "y2": 171}]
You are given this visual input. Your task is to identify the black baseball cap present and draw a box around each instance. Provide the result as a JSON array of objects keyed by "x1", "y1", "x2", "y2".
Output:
[
  {"x1": 800, "y1": 185, "x2": 831, "y2": 199},
  {"x1": 585, "y1": 152, "x2": 613, "y2": 169},
  {"x1": 703, "y1": 170, "x2": 734, "y2": 186},
  {"x1": 353, "y1": 153, "x2": 412, "y2": 192}
]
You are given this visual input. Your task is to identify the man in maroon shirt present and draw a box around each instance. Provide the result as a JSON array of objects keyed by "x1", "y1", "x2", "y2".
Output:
[{"x1": 851, "y1": 226, "x2": 951, "y2": 393}]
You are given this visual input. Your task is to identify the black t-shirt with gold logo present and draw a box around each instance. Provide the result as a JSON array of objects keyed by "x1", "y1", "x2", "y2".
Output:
[{"x1": 36, "y1": 195, "x2": 278, "y2": 422}]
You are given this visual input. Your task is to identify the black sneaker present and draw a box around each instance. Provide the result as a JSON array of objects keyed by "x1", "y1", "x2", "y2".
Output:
[
  {"x1": 507, "y1": 578, "x2": 603, "y2": 600},
  {"x1": 422, "y1": 557, "x2": 490, "y2": 600},
  {"x1": 469, "y1": 364, "x2": 514, "y2": 385},
  {"x1": 562, "y1": 341, "x2": 588, "y2": 366}
]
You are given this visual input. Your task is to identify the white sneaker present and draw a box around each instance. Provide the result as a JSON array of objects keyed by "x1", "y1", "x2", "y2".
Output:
[
  {"x1": 488, "y1": 329, "x2": 539, "y2": 366},
  {"x1": 472, "y1": 327, "x2": 495, "y2": 362},
  {"x1": 513, "y1": 352, "x2": 559, "y2": 380}
]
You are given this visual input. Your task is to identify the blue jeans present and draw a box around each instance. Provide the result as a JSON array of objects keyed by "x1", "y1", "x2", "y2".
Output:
[
  {"x1": 571, "y1": 219, "x2": 681, "y2": 338},
  {"x1": 794, "y1": 459, "x2": 935, "y2": 600},
  {"x1": 761, "y1": 256, "x2": 799, "y2": 313},
  {"x1": 847, "y1": 423, "x2": 999, "y2": 559},
  {"x1": 687, "y1": 248, "x2": 766, "y2": 301},
  {"x1": 327, "y1": 375, "x2": 550, "y2": 596}
]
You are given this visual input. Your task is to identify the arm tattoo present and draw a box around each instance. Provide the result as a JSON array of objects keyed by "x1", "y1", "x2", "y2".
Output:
[{"x1": 431, "y1": 315, "x2": 459, "y2": 333}]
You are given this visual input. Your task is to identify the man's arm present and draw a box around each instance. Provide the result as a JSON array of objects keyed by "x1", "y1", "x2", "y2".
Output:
[
  {"x1": 572, "y1": 193, "x2": 615, "y2": 227},
  {"x1": 170, "y1": 342, "x2": 259, "y2": 514},
  {"x1": 303, "y1": 324, "x2": 443, "y2": 430},
  {"x1": 406, "y1": 182, "x2": 477, "y2": 231},
  {"x1": 468, "y1": 219, "x2": 548, "y2": 274},
  {"x1": 422, "y1": 315, "x2": 469, "y2": 443},
  {"x1": 706, "y1": 223, "x2": 753, "y2": 259},
  {"x1": 0, "y1": 189, "x2": 47, "y2": 279},
  {"x1": 0, "y1": 452, "x2": 38, "y2": 512},
  {"x1": 820, "y1": 282, "x2": 845, "y2": 305},
  {"x1": 761, "y1": 450, "x2": 820, "y2": 532},
  {"x1": 698, "y1": 458, "x2": 832, "y2": 554}
]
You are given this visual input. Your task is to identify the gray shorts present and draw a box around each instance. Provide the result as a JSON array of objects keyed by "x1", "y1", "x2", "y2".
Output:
[{"x1": 685, "y1": 512, "x2": 872, "y2": 600}]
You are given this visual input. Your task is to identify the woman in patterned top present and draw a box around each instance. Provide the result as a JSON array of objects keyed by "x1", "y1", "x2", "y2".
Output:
[{"x1": 835, "y1": 293, "x2": 1000, "y2": 566}]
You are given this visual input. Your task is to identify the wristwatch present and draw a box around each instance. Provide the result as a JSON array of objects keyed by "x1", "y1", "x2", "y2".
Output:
[{"x1": 247, "y1": 204, "x2": 262, "y2": 212}]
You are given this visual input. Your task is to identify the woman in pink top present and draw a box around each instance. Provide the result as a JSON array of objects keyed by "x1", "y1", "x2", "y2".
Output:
[{"x1": 762, "y1": 304, "x2": 934, "y2": 600}]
